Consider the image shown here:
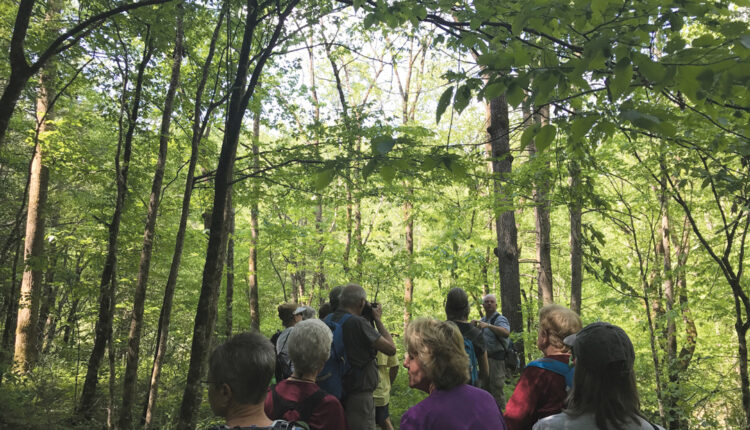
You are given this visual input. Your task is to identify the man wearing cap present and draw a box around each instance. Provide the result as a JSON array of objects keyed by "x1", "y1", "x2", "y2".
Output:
[
  {"x1": 533, "y1": 322, "x2": 664, "y2": 430},
  {"x1": 274, "y1": 303, "x2": 298, "y2": 381},
  {"x1": 473, "y1": 293, "x2": 510, "y2": 406}
]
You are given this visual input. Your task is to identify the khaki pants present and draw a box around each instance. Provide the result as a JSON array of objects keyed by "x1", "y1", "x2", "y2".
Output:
[
  {"x1": 344, "y1": 391, "x2": 376, "y2": 430},
  {"x1": 483, "y1": 357, "x2": 506, "y2": 409}
]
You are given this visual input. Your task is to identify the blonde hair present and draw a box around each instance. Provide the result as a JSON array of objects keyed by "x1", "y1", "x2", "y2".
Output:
[
  {"x1": 405, "y1": 318, "x2": 469, "y2": 390},
  {"x1": 539, "y1": 304, "x2": 582, "y2": 352}
]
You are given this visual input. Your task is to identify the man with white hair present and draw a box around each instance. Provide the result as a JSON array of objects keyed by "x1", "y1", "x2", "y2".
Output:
[{"x1": 474, "y1": 293, "x2": 511, "y2": 407}]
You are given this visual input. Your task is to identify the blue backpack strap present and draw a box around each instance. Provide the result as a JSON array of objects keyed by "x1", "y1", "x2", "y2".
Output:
[{"x1": 526, "y1": 358, "x2": 574, "y2": 388}]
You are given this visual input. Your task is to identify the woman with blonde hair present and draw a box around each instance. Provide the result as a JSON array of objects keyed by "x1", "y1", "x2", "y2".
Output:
[{"x1": 400, "y1": 318, "x2": 506, "y2": 430}]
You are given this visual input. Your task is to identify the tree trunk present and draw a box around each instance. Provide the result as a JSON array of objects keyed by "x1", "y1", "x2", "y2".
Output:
[
  {"x1": 529, "y1": 108, "x2": 553, "y2": 305},
  {"x1": 2, "y1": 242, "x2": 22, "y2": 351},
  {"x1": 176, "y1": 0, "x2": 299, "y2": 426},
  {"x1": 343, "y1": 186, "x2": 353, "y2": 275},
  {"x1": 77, "y1": 33, "x2": 154, "y2": 420},
  {"x1": 119, "y1": 13, "x2": 182, "y2": 428},
  {"x1": 226, "y1": 193, "x2": 235, "y2": 338},
  {"x1": 13, "y1": 45, "x2": 55, "y2": 371},
  {"x1": 485, "y1": 95, "x2": 523, "y2": 360},
  {"x1": 247, "y1": 108, "x2": 261, "y2": 331},
  {"x1": 36, "y1": 245, "x2": 59, "y2": 354},
  {"x1": 568, "y1": 158, "x2": 582, "y2": 314},
  {"x1": 404, "y1": 199, "x2": 414, "y2": 332},
  {"x1": 142, "y1": 5, "x2": 224, "y2": 426}
]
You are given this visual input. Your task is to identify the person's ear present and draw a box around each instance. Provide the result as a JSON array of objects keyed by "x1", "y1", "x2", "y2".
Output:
[{"x1": 217, "y1": 383, "x2": 233, "y2": 408}]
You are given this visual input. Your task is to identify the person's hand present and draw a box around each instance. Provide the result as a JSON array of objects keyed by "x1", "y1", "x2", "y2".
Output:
[
  {"x1": 471, "y1": 319, "x2": 480, "y2": 327},
  {"x1": 372, "y1": 303, "x2": 383, "y2": 321}
]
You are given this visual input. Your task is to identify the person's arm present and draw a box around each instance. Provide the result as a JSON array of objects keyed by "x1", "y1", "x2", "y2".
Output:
[
  {"x1": 389, "y1": 364, "x2": 398, "y2": 384},
  {"x1": 478, "y1": 320, "x2": 510, "y2": 338},
  {"x1": 372, "y1": 305, "x2": 396, "y2": 356},
  {"x1": 478, "y1": 350, "x2": 489, "y2": 381},
  {"x1": 505, "y1": 368, "x2": 542, "y2": 430}
]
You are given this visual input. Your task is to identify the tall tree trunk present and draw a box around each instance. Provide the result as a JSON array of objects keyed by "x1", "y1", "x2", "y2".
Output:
[
  {"x1": 568, "y1": 158, "x2": 582, "y2": 314},
  {"x1": 485, "y1": 95, "x2": 523, "y2": 360},
  {"x1": 247, "y1": 108, "x2": 261, "y2": 331},
  {"x1": 226, "y1": 193, "x2": 235, "y2": 338},
  {"x1": 119, "y1": 13, "x2": 182, "y2": 428},
  {"x1": 13, "y1": 28, "x2": 56, "y2": 370},
  {"x1": 77, "y1": 31, "x2": 154, "y2": 419},
  {"x1": 2, "y1": 242, "x2": 22, "y2": 351},
  {"x1": 529, "y1": 108, "x2": 553, "y2": 305},
  {"x1": 36, "y1": 245, "x2": 59, "y2": 354},
  {"x1": 343, "y1": 186, "x2": 353, "y2": 275},
  {"x1": 142, "y1": 5, "x2": 225, "y2": 426},
  {"x1": 176, "y1": 0, "x2": 299, "y2": 426},
  {"x1": 62, "y1": 255, "x2": 84, "y2": 345},
  {"x1": 404, "y1": 198, "x2": 414, "y2": 331}
]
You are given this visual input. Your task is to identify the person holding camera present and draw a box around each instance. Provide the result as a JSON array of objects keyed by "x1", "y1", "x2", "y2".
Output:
[{"x1": 328, "y1": 283, "x2": 396, "y2": 430}]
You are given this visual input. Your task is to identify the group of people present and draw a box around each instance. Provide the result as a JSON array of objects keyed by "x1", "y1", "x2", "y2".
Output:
[{"x1": 203, "y1": 283, "x2": 664, "y2": 430}]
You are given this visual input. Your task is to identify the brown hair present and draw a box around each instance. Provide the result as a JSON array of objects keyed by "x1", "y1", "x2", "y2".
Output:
[
  {"x1": 539, "y1": 304, "x2": 582, "y2": 352},
  {"x1": 405, "y1": 318, "x2": 469, "y2": 390}
]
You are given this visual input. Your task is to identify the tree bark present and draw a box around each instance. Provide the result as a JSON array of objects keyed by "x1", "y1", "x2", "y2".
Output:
[
  {"x1": 226, "y1": 193, "x2": 235, "y2": 338},
  {"x1": 36, "y1": 244, "x2": 59, "y2": 353},
  {"x1": 485, "y1": 95, "x2": 523, "y2": 361},
  {"x1": 568, "y1": 158, "x2": 582, "y2": 314},
  {"x1": 247, "y1": 109, "x2": 261, "y2": 331},
  {"x1": 404, "y1": 199, "x2": 414, "y2": 332},
  {"x1": 119, "y1": 12, "x2": 182, "y2": 428},
  {"x1": 13, "y1": 36, "x2": 55, "y2": 371},
  {"x1": 529, "y1": 108, "x2": 553, "y2": 305},
  {"x1": 2, "y1": 242, "x2": 22, "y2": 351},
  {"x1": 176, "y1": 0, "x2": 299, "y2": 426},
  {"x1": 142, "y1": 5, "x2": 225, "y2": 426},
  {"x1": 77, "y1": 32, "x2": 154, "y2": 420}
]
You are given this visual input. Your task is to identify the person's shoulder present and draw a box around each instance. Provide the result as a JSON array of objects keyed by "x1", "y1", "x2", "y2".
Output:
[{"x1": 532, "y1": 412, "x2": 571, "y2": 429}]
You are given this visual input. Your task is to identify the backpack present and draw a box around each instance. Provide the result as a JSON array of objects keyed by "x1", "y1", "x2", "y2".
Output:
[
  {"x1": 275, "y1": 332, "x2": 293, "y2": 382},
  {"x1": 208, "y1": 420, "x2": 307, "y2": 430},
  {"x1": 503, "y1": 339, "x2": 521, "y2": 372},
  {"x1": 463, "y1": 337, "x2": 480, "y2": 386},
  {"x1": 270, "y1": 384, "x2": 326, "y2": 425},
  {"x1": 526, "y1": 358, "x2": 574, "y2": 389},
  {"x1": 316, "y1": 313, "x2": 353, "y2": 399}
]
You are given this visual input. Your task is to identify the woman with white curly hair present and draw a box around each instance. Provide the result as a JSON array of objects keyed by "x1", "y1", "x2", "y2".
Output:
[{"x1": 265, "y1": 319, "x2": 346, "y2": 430}]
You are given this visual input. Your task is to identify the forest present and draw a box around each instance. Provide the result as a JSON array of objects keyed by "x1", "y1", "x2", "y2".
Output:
[{"x1": 0, "y1": 0, "x2": 748, "y2": 428}]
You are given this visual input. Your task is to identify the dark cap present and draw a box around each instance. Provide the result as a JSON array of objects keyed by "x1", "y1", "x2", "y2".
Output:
[
  {"x1": 277, "y1": 303, "x2": 297, "y2": 324},
  {"x1": 563, "y1": 322, "x2": 634, "y2": 372}
]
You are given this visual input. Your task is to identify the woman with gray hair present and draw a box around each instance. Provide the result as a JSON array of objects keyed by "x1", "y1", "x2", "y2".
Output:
[
  {"x1": 400, "y1": 318, "x2": 506, "y2": 430},
  {"x1": 265, "y1": 319, "x2": 346, "y2": 430}
]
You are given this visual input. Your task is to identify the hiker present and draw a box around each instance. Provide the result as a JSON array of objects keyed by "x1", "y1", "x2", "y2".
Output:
[
  {"x1": 275, "y1": 303, "x2": 299, "y2": 381},
  {"x1": 326, "y1": 283, "x2": 396, "y2": 430},
  {"x1": 445, "y1": 287, "x2": 488, "y2": 386},
  {"x1": 265, "y1": 319, "x2": 347, "y2": 430},
  {"x1": 473, "y1": 293, "x2": 511, "y2": 407},
  {"x1": 374, "y1": 350, "x2": 399, "y2": 430},
  {"x1": 533, "y1": 322, "x2": 665, "y2": 430},
  {"x1": 400, "y1": 318, "x2": 506, "y2": 430},
  {"x1": 318, "y1": 285, "x2": 343, "y2": 320},
  {"x1": 205, "y1": 332, "x2": 303, "y2": 430},
  {"x1": 505, "y1": 304, "x2": 582, "y2": 429}
]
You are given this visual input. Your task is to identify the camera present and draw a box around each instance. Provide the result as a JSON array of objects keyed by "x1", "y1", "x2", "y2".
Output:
[{"x1": 362, "y1": 301, "x2": 379, "y2": 324}]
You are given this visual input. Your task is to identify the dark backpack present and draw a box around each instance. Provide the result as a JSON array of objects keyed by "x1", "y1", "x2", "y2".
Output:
[
  {"x1": 486, "y1": 313, "x2": 520, "y2": 372},
  {"x1": 463, "y1": 337, "x2": 480, "y2": 386},
  {"x1": 275, "y1": 332, "x2": 293, "y2": 382},
  {"x1": 526, "y1": 358, "x2": 574, "y2": 389},
  {"x1": 316, "y1": 313, "x2": 353, "y2": 399},
  {"x1": 270, "y1": 384, "x2": 326, "y2": 425}
]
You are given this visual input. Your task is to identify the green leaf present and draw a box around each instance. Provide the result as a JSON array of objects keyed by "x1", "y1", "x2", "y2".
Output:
[
  {"x1": 380, "y1": 165, "x2": 395, "y2": 184},
  {"x1": 436, "y1": 87, "x2": 454, "y2": 124},
  {"x1": 483, "y1": 81, "x2": 507, "y2": 101},
  {"x1": 353, "y1": 0, "x2": 364, "y2": 11},
  {"x1": 569, "y1": 115, "x2": 598, "y2": 142},
  {"x1": 506, "y1": 82, "x2": 525, "y2": 108},
  {"x1": 362, "y1": 159, "x2": 377, "y2": 180},
  {"x1": 609, "y1": 58, "x2": 633, "y2": 99},
  {"x1": 372, "y1": 135, "x2": 396, "y2": 155},
  {"x1": 453, "y1": 84, "x2": 472, "y2": 113},
  {"x1": 314, "y1": 169, "x2": 335, "y2": 190},
  {"x1": 421, "y1": 156, "x2": 437, "y2": 171},
  {"x1": 740, "y1": 35, "x2": 750, "y2": 49},
  {"x1": 520, "y1": 123, "x2": 540, "y2": 151},
  {"x1": 620, "y1": 109, "x2": 661, "y2": 131},
  {"x1": 633, "y1": 54, "x2": 666, "y2": 83},
  {"x1": 535, "y1": 124, "x2": 556, "y2": 152}
]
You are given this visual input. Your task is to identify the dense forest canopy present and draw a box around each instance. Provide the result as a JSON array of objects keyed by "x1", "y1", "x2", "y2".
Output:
[{"x1": 0, "y1": 0, "x2": 748, "y2": 428}]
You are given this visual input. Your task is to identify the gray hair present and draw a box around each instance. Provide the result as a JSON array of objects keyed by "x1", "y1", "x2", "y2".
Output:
[
  {"x1": 289, "y1": 319, "x2": 333, "y2": 376},
  {"x1": 296, "y1": 306, "x2": 316, "y2": 320},
  {"x1": 339, "y1": 283, "x2": 366, "y2": 309}
]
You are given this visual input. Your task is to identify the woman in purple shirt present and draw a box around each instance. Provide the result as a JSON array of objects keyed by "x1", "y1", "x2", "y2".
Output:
[{"x1": 400, "y1": 318, "x2": 507, "y2": 430}]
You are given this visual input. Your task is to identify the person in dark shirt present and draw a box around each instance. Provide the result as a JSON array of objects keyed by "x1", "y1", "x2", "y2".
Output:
[
  {"x1": 444, "y1": 287, "x2": 489, "y2": 385},
  {"x1": 329, "y1": 283, "x2": 396, "y2": 430}
]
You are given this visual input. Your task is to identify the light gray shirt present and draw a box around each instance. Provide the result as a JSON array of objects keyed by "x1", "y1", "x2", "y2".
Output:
[
  {"x1": 533, "y1": 412, "x2": 665, "y2": 430},
  {"x1": 276, "y1": 327, "x2": 293, "y2": 373},
  {"x1": 481, "y1": 311, "x2": 510, "y2": 355}
]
